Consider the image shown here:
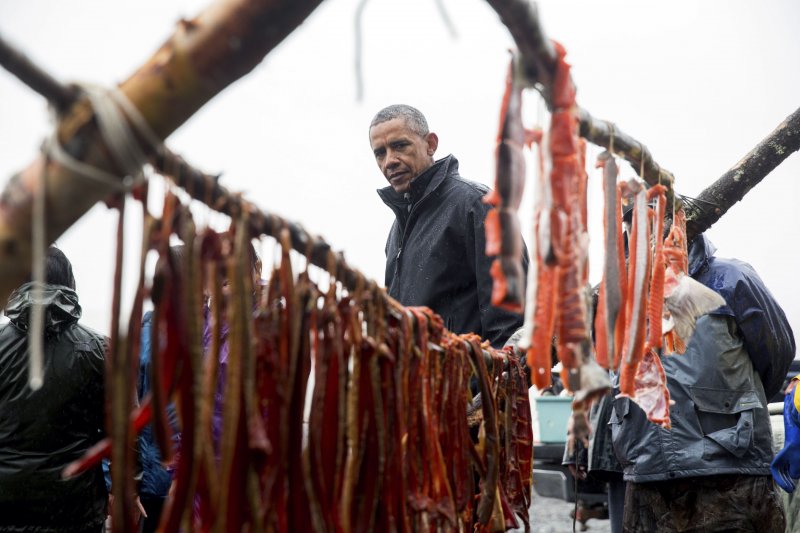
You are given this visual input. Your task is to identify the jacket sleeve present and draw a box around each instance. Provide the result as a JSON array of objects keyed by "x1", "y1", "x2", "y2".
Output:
[
  {"x1": 469, "y1": 197, "x2": 527, "y2": 348},
  {"x1": 731, "y1": 266, "x2": 796, "y2": 399}
]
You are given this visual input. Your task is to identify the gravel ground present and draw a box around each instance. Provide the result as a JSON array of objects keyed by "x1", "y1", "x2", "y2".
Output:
[{"x1": 522, "y1": 496, "x2": 612, "y2": 533}]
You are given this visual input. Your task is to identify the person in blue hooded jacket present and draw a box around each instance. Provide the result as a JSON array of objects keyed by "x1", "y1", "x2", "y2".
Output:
[
  {"x1": 772, "y1": 375, "x2": 800, "y2": 533},
  {"x1": 611, "y1": 233, "x2": 795, "y2": 532},
  {"x1": 134, "y1": 308, "x2": 180, "y2": 533},
  {"x1": 105, "y1": 247, "x2": 183, "y2": 532},
  {"x1": 772, "y1": 375, "x2": 800, "y2": 493}
]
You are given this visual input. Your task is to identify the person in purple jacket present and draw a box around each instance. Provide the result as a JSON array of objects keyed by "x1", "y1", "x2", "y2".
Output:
[
  {"x1": 202, "y1": 237, "x2": 262, "y2": 461},
  {"x1": 165, "y1": 236, "x2": 262, "y2": 527}
]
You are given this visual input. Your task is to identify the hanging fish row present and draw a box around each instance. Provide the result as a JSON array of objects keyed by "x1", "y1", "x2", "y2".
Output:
[
  {"x1": 484, "y1": 43, "x2": 723, "y2": 429},
  {"x1": 64, "y1": 188, "x2": 534, "y2": 532},
  {"x1": 594, "y1": 169, "x2": 723, "y2": 428}
]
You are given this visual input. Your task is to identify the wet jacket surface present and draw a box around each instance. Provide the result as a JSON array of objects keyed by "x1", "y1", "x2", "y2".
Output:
[
  {"x1": 0, "y1": 283, "x2": 108, "y2": 532},
  {"x1": 610, "y1": 235, "x2": 796, "y2": 482},
  {"x1": 377, "y1": 154, "x2": 526, "y2": 347}
]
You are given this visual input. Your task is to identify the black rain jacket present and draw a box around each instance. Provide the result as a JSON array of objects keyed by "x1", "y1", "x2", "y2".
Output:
[
  {"x1": 378, "y1": 154, "x2": 526, "y2": 347},
  {"x1": 0, "y1": 283, "x2": 108, "y2": 532}
]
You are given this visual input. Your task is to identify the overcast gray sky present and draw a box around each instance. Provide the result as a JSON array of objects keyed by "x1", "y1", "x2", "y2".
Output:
[{"x1": 1, "y1": 0, "x2": 798, "y2": 351}]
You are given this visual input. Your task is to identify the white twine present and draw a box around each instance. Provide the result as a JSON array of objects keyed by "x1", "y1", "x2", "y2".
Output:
[
  {"x1": 28, "y1": 158, "x2": 47, "y2": 391},
  {"x1": 44, "y1": 130, "x2": 128, "y2": 191},
  {"x1": 43, "y1": 82, "x2": 163, "y2": 191},
  {"x1": 29, "y1": 82, "x2": 164, "y2": 389}
]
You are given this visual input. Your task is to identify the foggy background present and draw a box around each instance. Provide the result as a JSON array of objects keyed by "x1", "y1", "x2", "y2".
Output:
[{"x1": 1, "y1": 0, "x2": 798, "y2": 351}]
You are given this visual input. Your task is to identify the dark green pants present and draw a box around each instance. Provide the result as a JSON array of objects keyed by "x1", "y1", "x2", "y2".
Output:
[{"x1": 623, "y1": 474, "x2": 785, "y2": 532}]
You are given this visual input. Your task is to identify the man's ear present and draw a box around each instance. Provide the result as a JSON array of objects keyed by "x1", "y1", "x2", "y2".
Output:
[{"x1": 425, "y1": 132, "x2": 439, "y2": 156}]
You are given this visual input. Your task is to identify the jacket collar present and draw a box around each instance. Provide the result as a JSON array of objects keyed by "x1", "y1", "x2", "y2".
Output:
[
  {"x1": 688, "y1": 233, "x2": 716, "y2": 277},
  {"x1": 407, "y1": 158, "x2": 445, "y2": 201},
  {"x1": 377, "y1": 154, "x2": 457, "y2": 213},
  {"x1": 4, "y1": 282, "x2": 82, "y2": 334}
]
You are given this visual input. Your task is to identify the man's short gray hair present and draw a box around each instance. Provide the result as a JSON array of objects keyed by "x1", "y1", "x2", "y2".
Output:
[{"x1": 369, "y1": 104, "x2": 429, "y2": 138}]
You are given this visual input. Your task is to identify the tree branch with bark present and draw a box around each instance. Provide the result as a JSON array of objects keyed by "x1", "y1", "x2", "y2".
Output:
[{"x1": 684, "y1": 106, "x2": 800, "y2": 240}]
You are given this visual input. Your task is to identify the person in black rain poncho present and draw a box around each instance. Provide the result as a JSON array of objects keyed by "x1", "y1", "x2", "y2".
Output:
[{"x1": 0, "y1": 246, "x2": 141, "y2": 532}]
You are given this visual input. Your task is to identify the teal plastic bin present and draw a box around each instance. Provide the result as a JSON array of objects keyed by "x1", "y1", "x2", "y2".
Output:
[{"x1": 535, "y1": 396, "x2": 573, "y2": 443}]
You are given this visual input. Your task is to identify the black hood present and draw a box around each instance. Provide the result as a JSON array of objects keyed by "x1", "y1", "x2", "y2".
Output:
[{"x1": 5, "y1": 282, "x2": 82, "y2": 335}]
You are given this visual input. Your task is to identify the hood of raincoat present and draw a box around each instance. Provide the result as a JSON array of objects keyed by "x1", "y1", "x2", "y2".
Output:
[
  {"x1": 4, "y1": 281, "x2": 82, "y2": 335},
  {"x1": 688, "y1": 234, "x2": 795, "y2": 398}
]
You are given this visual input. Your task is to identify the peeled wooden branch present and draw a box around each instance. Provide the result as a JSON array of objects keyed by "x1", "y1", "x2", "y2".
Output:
[
  {"x1": 684, "y1": 106, "x2": 800, "y2": 241},
  {"x1": 0, "y1": 0, "x2": 324, "y2": 304},
  {"x1": 484, "y1": 0, "x2": 676, "y2": 198}
]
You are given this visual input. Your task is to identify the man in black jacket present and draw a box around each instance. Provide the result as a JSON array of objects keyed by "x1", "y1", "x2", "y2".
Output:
[
  {"x1": 370, "y1": 104, "x2": 526, "y2": 347},
  {"x1": 0, "y1": 247, "x2": 110, "y2": 533}
]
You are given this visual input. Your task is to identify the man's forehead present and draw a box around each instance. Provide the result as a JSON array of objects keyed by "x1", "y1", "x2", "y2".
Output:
[{"x1": 370, "y1": 119, "x2": 418, "y2": 143}]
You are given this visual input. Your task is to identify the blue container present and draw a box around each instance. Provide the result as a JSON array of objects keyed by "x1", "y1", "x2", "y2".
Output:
[{"x1": 535, "y1": 396, "x2": 573, "y2": 443}]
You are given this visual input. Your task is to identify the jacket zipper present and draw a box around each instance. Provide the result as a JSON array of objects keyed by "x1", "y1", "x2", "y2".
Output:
[
  {"x1": 393, "y1": 197, "x2": 423, "y2": 282},
  {"x1": 388, "y1": 164, "x2": 445, "y2": 293},
  {"x1": 392, "y1": 243, "x2": 404, "y2": 292}
]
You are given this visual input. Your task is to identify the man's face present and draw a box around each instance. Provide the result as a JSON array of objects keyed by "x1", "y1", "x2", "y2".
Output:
[{"x1": 369, "y1": 118, "x2": 438, "y2": 194}]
